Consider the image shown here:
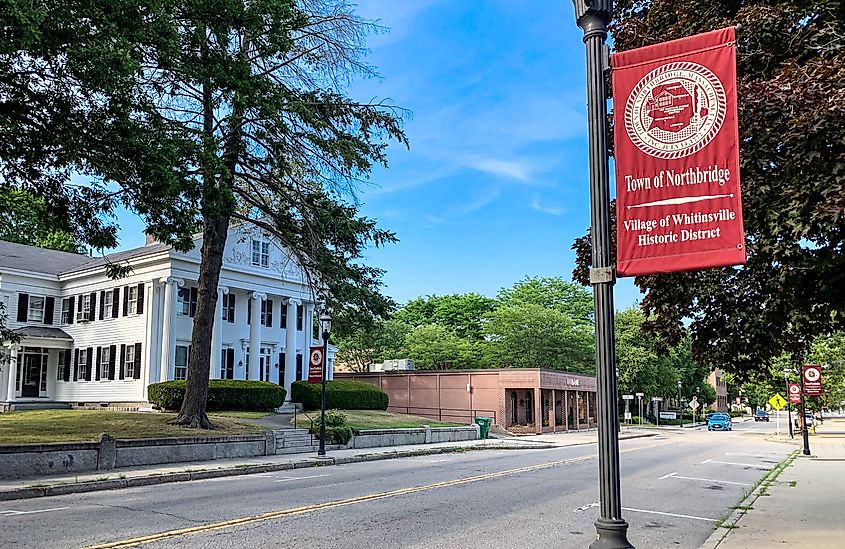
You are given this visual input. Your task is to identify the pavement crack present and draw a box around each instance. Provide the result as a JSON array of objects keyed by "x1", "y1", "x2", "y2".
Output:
[{"x1": 90, "y1": 503, "x2": 203, "y2": 524}]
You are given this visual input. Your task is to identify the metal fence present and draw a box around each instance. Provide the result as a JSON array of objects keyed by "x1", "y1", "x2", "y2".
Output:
[{"x1": 388, "y1": 406, "x2": 497, "y2": 425}]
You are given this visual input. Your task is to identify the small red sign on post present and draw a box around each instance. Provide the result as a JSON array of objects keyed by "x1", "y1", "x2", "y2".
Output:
[
  {"x1": 308, "y1": 346, "x2": 324, "y2": 384},
  {"x1": 611, "y1": 27, "x2": 746, "y2": 276},
  {"x1": 788, "y1": 383, "x2": 801, "y2": 404},
  {"x1": 803, "y1": 365, "x2": 823, "y2": 396}
]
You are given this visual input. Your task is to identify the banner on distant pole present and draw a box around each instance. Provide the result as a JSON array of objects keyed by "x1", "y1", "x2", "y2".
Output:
[
  {"x1": 308, "y1": 346, "x2": 324, "y2": 384},
  {"x1": 611, "y1": 27, "x2": 746, "y2": 276}
]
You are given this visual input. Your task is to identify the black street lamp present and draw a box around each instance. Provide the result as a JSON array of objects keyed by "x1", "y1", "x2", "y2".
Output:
[
  {"x1": 317, "y1": 312, "x2": 332, "y2": 457},
  {"x1": 784, "y1": 367, "x2": 794, "y2": 439},
  {"x1": 798, "y1": 366, "x2": 811, "y2": 456},
  {"x1": 572, "y1": 1, "x2": 632, "y2": 547},
  {"x1": 677, "y1": 380, "x2": 682, "y2": 409}
]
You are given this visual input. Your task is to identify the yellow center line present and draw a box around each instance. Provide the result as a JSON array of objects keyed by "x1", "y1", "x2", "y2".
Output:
[{"x1": 83, "y1": 441, "x2": 669, "y2": 549}]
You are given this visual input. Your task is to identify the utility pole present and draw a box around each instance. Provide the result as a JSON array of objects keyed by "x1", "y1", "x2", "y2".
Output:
[{"x1": 572, "y1": 1, "x2": 633, "y2": 547}]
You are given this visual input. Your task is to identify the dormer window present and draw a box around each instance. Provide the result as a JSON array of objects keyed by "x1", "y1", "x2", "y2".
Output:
[{"x1": 251, "y1": 239, "x2": 270, "y2": 268}]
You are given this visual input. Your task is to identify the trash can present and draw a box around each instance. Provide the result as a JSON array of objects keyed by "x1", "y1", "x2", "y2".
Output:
[{"x1": 474, "y1": 416, "x2": 492, "y2": 439}]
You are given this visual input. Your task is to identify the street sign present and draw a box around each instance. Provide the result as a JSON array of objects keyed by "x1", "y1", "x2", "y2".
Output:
[
  {"x1": 769, "y1": 394, "x2": 787, "y2": 410},
  {"x1": 803, "y1": 364, "x2": 823, "y2": 396},
  {"x1": 690, "y1": 397, "x2": 700, "y2": 410},
  {"x1": 307, "y1": 346, "x2": 324, "y2": 384},
  {"x1": 635, "y1": 392, "x2": 644, "y2": 397},
  {"x1": 788, "y1": 383, "x2": 801, "y2": 403},
  {"x1": 652, "y1": 397, "x2": 663, "y2": 402},
  {"x1": 624, "y1": 412, "x2": 632, "y2": 421},
  {"x1": 622, "y1": 395, "x2": 634, "y2": 400}
]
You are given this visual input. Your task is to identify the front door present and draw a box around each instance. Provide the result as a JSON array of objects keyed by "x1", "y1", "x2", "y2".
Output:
[{"x1": 21, "y1": 354, "x2": 42, "y2": 397}]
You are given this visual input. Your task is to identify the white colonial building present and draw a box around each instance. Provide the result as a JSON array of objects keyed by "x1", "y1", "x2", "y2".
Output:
[{"x1": 0, "y1": 224, "x2": 334, "y2": 412}]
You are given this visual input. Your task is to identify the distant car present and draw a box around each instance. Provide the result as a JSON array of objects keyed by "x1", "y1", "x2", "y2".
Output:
[
  {"x1": 754, "y1": 410, "x2": 770, "y2": 422},
  {"x1": 708, "y1": 413, "x2": 732, "y2": 431}
]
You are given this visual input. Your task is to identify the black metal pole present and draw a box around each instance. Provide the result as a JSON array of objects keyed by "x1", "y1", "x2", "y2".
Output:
[
  {"x1": 785, "y1": 371, "x2": 794, "y2": 439},
  {"x1": 798, "y1": 366, "x2": 811, "y2": 455},
  {"x1": 572, "y1": 1, "x2": 632, "y2": 547},
  {"x1": 317, "y1": 331, "x2": 329, "y2": 457}
]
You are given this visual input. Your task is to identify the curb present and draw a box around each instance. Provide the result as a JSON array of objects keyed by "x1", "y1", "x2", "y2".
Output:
[
  {"x1": 698, "y1": 449, "x2": 799, "y2": 549},
  {"x1": 0, "y1": 442, "x2": 554, "y2": 502}
]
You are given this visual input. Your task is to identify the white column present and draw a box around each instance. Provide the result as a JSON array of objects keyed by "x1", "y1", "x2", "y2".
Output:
[
  {"x1": 284, "y1": 298, "x2": 300, "y2": 399},
  {"x1": 143, "y1": 279, "x2": 156, "y2": 385},
  {"x1": 6, "y1": 345, "x2": 20, "y2": 402},
  {"x1": 327, "y1": 356, "x2": 334, "y2": 381},
  {"x1": 248, "y1": 292, "x2": 265, "y2": 381},
  {"x1": 210, "y1": 286, "x2": 228, "y2": 379},
  {"x1": 160, "y1": 277, "x2": 183, "y2": 382}
]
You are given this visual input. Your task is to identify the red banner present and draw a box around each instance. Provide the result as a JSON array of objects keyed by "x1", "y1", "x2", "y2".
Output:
[
  {"x1": 788, "y1": 383, "x2": 801, "y2": 404},
  {"x1": 612, "y1": 27, "x2": 746, "y2": 276},
  {"x1": 308, "y1": 346, "x2": 324, "y2": 384},
  {"x1": 803, "y1": 365, "x2": 823, "y2": 396}
]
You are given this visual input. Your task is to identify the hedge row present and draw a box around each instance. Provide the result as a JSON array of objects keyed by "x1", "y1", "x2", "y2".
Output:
[
  {"x1": 148, "y1": 380, "x2": 287, "y2": 411},
  {"x1": 290, "y1": 380, "x2": 388, "y2": 411}
]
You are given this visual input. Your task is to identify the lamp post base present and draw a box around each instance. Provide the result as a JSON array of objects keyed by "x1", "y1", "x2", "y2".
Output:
[{"x1": 591, "y1": 518, "x2": 633, "y2": 549}]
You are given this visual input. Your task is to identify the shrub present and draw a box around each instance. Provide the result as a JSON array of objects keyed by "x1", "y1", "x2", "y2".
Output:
[
  {"x1": 314, "y1": 409, "x2": 347, "y2": 428},
  {"x1": 148, "y1": 380, "x2": 286, "y2": 412},
  {"x1": 291, "y1": 380, "x2": 388, "y2": 411},
  {"x1": 729, "y1": 411, "x2": 743, "y2": 418}
]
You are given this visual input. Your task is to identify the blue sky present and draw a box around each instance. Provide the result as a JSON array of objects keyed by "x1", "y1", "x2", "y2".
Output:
[{"x1": 110, "y1": 0, "x2": 641, "y2": 309}]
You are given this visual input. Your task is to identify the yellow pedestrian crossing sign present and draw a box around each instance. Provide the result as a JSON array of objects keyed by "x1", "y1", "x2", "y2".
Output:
[{"x1": 769, "y1": 394, "x2": 787, "y2": 410}]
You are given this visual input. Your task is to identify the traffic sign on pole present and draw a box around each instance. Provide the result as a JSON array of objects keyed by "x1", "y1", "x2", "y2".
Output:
[
  {"x1": 622, "y1": 395, "x2": 634, "y2": 400},
  {"x1": 769, "y1": 394, "x2": 787, "y2": 410}
]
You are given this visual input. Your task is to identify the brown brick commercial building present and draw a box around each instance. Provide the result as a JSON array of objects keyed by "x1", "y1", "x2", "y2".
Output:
[{"x1": 337, "y1": 369, "x2": 597, "y2": 435}]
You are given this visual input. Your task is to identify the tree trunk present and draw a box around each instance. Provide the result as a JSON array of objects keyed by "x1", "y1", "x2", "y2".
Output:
[{"x1": 172, "y1": 214, "x2": 230, "y2": 428}]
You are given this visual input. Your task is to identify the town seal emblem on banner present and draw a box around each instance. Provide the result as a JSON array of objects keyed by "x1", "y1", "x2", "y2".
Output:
[{"x1": 624, "y1": 61, "x2": 727, "y2": 160}]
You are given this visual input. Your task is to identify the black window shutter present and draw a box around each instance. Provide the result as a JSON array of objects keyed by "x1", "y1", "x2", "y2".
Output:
[
  {"x1": 134, "y1": 343, "x2": 142, "y2": 379},
  {"x1": 99, "y1": 290, "x2": 105, "y2": 320},
  {"x1": 108, "y1": 345, "x2": 116, "y2": 380},
  {"x1": 296, "y1": 353, "x2": 303, "y2": 380},
  {"x1": 44, "y1": 297, "x2": 55, "y2": 325},
  {"x1": 137, "y1": 282, "x2": 145, "y2": 314},
  {"x1": 73, "y1": 349, "x2": 80, "y2": 381},
  {"x1": 279, "y1": 352, "x2": 285, "y2": 380},
  {"x1": 95, "y1": 347, "x2": 102, "y2": 380},
  {"x1": 228, "y1": 294, "x2": 235, "y2": 323},
  {"x1": 89, "y1": 292, "x2": 96, "y2": 322},
  {"x1": 112, "y1": 288, "x2": 120, "y2": 318},
  {"x1": 122, "y1": 286, "x2": 129, "y2": 316},
  {"x1": 267, "y1": 299, "x2": 273, "y2": 327},
  {"x1": 119, "y1": 344, "x2": 126, "y2": 380},
  {"x1": 190, "y1": 287, "x2": 198, "y2": 317},
  {"x1": 227, "y1": 349, "x2": 235, "y2": 378},
  {"x1": 68, "y1": 296, "x2": 75, "y2": 325},
  {"x1": 247, "y1": 298, "x2": 251, "y2": 325},
  {"x1": 281, "y1": 306, "x2": 287, "y2": 327},
  {"x1": 297, "y1": 304, "x2": 303, "y2": 331},
  {"x1": 63, "y1": 350, "x2": 71, "y2": 382},
  {"x1": 77, "y1": 294, "x2": 83, "y2": 314},
  {"x1": 86, "y1": 347, "x2": 94, "y2": 380},
  {"x1": 16, "y1": 293, "x2": 28, "y2": 322}
]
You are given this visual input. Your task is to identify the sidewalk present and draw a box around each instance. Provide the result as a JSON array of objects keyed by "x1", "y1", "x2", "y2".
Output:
[
  {"x1": 701, "y1": 421, "x2": 845, "y2": 548},
  {"x1": 0, "y1": 429, "x2": 656, "y2": 502}
]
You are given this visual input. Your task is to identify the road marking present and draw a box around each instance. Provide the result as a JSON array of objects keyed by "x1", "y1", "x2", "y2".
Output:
[
  {"x1": 574, "y1": 502, "x2": 716, "y2": 522},
  {"x1": 622, "y1": 506, "x2": 717, "y2": 522},
  {"x1": 84, "y1": 441, "x2": 670, "y2": 548},
  {"x1": 700, "y1": 458, "x2": 770, "y2": 470},
  {"x1": 725, "y1": 452, "x2": 783, "y2": 458},
  {"x1": 1, "y1": 507, "x2": 69, "y2": 517},
  {"x1": 658, "y1": 472, "x2": 750, "y2": 486},
  {"x1": 273, "y1": 474, "x2": 330, "y2": 483}
]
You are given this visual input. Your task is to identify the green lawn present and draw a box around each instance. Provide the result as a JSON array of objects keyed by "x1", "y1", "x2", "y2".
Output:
[
  {"x1": 294, "y1": 409, "x2": 462, "y2": 430},
  {"x1": 0, "y1": 410, "x2": 265, "y2": 444},
  {"x1": 207, "y1": 410, "x2": 274, "y2": 419}
]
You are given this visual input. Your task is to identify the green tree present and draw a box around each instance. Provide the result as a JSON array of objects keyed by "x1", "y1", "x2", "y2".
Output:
[
  {"x1": 484, "y1": 304, "x2": 594, "y2": 373},
  {"x1": 2, "y1": 1, "x2": 406, "y2": 428},
  {"x1": 808, "y1": 333, "x2": 845, "y2": 411},
  {"x1": 497, "y1": 277, "x2": 593, "y2": 325},
  {"x1": 404, "y1": 324, "x2": 469, "y2": 370},
  {"x1": 0, "y1": 188, "x2": 83, "y2": 253},
  {"x1": 335, "y1": 319, "x2": 412, "y2": 372},
  {"x1": 614, "y1": 308, "x2": 679, "y2": 404},
  {"x1": 395, "y1": 293, "x2": 497, "y2": 340},
  {"x1": 573, "y1": 0, "x2": 845, "y2": 381}
]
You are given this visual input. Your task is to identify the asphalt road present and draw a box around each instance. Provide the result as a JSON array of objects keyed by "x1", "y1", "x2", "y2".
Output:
[{"x1": 1, "y1": 427, "x2": 793, "y2": 549}]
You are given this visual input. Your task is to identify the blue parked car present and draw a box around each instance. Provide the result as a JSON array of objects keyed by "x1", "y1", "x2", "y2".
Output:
[{"x1": 707, "y1": 413, "x2": 732, "y2": 431}]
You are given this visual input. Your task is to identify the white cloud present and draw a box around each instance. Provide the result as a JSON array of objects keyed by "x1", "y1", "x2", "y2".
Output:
[
  {"x1": 468, "y1": 158, "x2": 531, "y2": 181},
  {"x1": 530, "y1": 196, "x2": 563, "y2": 216}
]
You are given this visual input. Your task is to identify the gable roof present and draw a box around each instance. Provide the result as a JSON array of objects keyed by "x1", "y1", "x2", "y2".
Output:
[
  {"x1": 59, "y1": 242, "x2": 172, "y2": 275},
  {"x1": 0, "y1": 240, "x2": 94, "y2": 275}
]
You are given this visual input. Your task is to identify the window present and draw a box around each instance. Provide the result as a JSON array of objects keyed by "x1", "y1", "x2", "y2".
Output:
[
  {"x1": 175, "y1": 345, "x2": 189, "y2": 380},
  {"x1": 251, "y1": 239, "x2": 270, "y2": 268},
  {"x1": 261, "y1": 299, "x2": 273, "y2": 327},
  {"x1": 103, "y1": 291, "x2": 114, "y2": 318},
  {"x1": 296, "y1": 304, "x2": 303, "y2": 331},
  {"x1": 77, "y1": 294, "x2": 91, "y2": 322},
  {"x1": 100, "y1": 347, "x2": 111, "y2": 380},
  {"x1": 127, "y1": 285, "x2": 138, "y2": 315},
  {"x1": 28, "y1": 296, "x2": 45, "y2": 322},
  {"x1": 177, "y1": 287, "x2": 197, "y2": 317},
  {"x1": 61, "y1": 298, "x2": 73, "y2": 324},
  {"x1": 222, "y1": 294, "x2": 235, "y2": 323},
  {"x1": 261, "y1": 347, "x2": 272, "y2": 382},
  {"x1": 58, "y1": 350, "x2": 66, "y2": 381},
  {"x1": 77, "y1": 349, "x2": 89, "y2": 381},
  {"x1": 124, "y1": 345, "x2": 136, "y2": 379}
]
